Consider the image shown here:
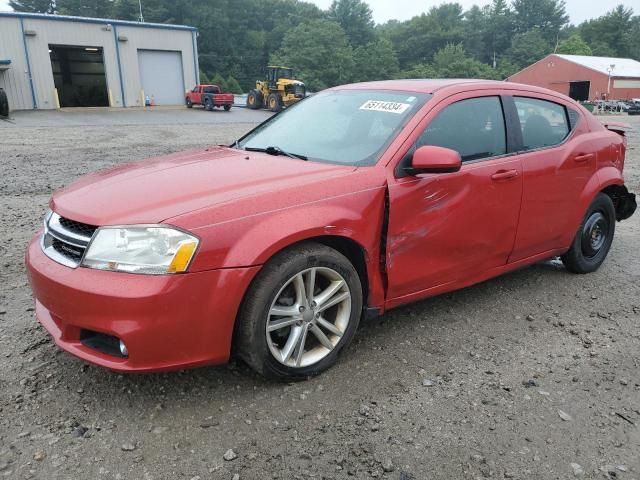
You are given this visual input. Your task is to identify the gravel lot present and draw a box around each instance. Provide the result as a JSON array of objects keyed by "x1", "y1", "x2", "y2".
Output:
[{"x1": 0, "y1": 109, "x2": 639, "y2": 480}]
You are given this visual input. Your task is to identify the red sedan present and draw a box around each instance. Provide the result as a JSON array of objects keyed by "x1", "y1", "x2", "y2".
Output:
[{"x1": 26, "y1": 80, "x2": 636, "y2": 380}]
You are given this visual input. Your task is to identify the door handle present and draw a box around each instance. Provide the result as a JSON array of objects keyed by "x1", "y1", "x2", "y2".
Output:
[
  {"x1": 491, "y1": 169, "x2": 519, "y2": 181},
  {"x1": 574, "y1": 153, "x2": 594, "y2": 163}
]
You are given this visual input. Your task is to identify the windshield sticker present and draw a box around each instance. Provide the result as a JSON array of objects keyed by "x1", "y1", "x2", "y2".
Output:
[
  {"x1": 406, "y1": 96, "x2": 417, "y2": 102},
  {"x1": 360, "y1": 100, "x2": 411, "y2": 114}
]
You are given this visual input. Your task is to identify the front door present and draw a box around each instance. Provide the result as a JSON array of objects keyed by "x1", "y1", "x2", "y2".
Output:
[{"x1": 386, "y1": 95, "x2": 523, "y2": 301}]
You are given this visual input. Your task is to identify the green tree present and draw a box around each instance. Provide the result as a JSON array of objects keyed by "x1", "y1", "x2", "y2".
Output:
[
  {"x1": 495, "y1": 58, "x2": 520, "y2": 78},
  {"x1": 199, "y1": 70, "x2": 210, "y2": 84},
  {"x1": 557, "y1": 34, "x2": 593, "y2": 55},
  {"x1": 484, "y1": 0, "x2": 515, "y2": 64},
  {"x1": 8, "y1": 0, "x2": 55, "y2": 13},
  {"x1": 400, "y1": 63, "x2": 438, "y2": 79},
  {"x1": 462, "y1": 5, "x2": 488, "y2": 62},
  {"x1": 507, "y1": 29, "x2": 552, "y2": 68},
  {"x1": 381, "y1": 3, "x2": 466, "y2": 69},
  {"x1": 270, "y1": 19, "x2": 354, "y2": 91},
  {"x1": 432, "y1": 43, "x2": 499, "y2": 79},
  {"x1": 328, "y1": 0, "x2": 375, "y2": 47},
  {"x1": 226, "y1": 76, "x2": 243, "y2": 94},
  {"x1": 352, "y1": 37, "x2": 399, "y2": 82},
  {"x1": 56, "y1": 0, "x2": 115, "y2": 17},
  {"x1": 512, "y1": 0, "x2": 569, "y2": 36},
  {"x1": 211, "y1": 73, "x2": 228, "y2": 92},
  {"x1": 579, "y1": 5, "x2": 636, "y2": 59}
]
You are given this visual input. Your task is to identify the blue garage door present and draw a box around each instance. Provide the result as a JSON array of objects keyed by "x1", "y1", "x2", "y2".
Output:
[{"x1": 137, "y1": 50, "x2": 185, "y2": 105}]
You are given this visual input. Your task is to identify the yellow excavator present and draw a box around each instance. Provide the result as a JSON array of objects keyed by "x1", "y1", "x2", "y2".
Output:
[{"x1": 246, "y1": 66, "x2": 306, "y2": 112}]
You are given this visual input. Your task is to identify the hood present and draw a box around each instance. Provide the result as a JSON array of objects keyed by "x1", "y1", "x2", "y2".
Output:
[{"x1": 51, "y1": 147, "x2": 356, "y2": 226}]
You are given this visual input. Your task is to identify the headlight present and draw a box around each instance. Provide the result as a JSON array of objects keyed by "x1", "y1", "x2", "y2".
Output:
[{"x1": 82, "y1": 226, "x2": 199, "y2": 275}]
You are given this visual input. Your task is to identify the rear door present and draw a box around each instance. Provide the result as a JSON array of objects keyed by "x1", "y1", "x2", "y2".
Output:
[
  {"x1": 386, "y1": 93, "x2": 523, "y2": 300},
  {"x1": 506, "y1": 94, "x2": 596, "y2": 261}
]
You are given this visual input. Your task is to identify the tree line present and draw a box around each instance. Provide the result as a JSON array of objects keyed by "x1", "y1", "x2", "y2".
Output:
[{"x1": 9, "y1": 0, "x2": 640, "y2": 92}]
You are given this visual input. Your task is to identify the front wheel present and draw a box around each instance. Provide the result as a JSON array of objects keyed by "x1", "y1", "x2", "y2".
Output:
[
  {"x1": 246, "y1": 90, "x2": 263, "y2": 110},
  {"x1": 267, "y1": 93, "x2": 282, "y2": 112},
  {"x1": 186, "y1": 98, "x2": 193, "y2": 108},
  {"x1": 235, "y1": 243, "x2": 363, "y2": 380},
  {"x1": 561, "y1": 193, "x2": 616, "y2": 274}
]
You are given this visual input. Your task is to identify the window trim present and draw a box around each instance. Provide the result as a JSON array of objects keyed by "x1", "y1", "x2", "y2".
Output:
[
  {"x1": 395, "y1": 94, "x2": 513, "y2": 177},
  {"x1": 510, "y1": 95, "x2": 576, "y2": 154}
]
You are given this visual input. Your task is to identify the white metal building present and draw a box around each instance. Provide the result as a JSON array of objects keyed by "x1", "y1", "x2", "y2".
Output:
[{"x1": 0, "y1": 12, "x2": 199, "y2": 110}]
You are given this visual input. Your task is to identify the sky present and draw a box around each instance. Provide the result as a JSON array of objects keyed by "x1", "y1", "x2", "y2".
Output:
[{"x1": 0, "y1": 0, "x2": 639, "y2": 24}]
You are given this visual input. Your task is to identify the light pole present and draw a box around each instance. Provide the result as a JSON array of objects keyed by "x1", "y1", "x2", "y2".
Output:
[
  {"x1": 607, "y1": 64, "x2": 615, "y2": 98},
  {"x1": 138, "y1": 0, "x2": 144, "y2": 23}
]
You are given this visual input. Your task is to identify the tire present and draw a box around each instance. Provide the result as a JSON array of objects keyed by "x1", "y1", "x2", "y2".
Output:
[
  {"x1": 186, "y1": 98, "x2": 193, "y2": 108},
  {"x1": 0, "y1": 88, "x2": 9, "y2": 118},
  {"x1": 224, "y1": 104, "x2": 231, "y2": 111},
  {"x1": 235, "y1": 242, "x2": 363, "y2": 380},
  {"x1": 204, "y1": 98, "x2": 213, "y2": 111},
  {"x1": 267, "y1": 93, "x2": 283, "y2": 112},
  {"x1": 561, "y1": 193, "x2": 616, "y2": 274},
  {"x1": 246, "y1": 89, "x2": 263, "y2": 110}
]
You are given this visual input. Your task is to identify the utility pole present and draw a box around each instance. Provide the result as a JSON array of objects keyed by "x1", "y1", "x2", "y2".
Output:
[{"x1": 607, "y1": 64, "x2": 615, "y2": 98}]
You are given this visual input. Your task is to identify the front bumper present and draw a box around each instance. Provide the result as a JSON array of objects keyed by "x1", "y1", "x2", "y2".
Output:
[{"x1": 25, "y1": 234, "x2": 259, "y2": 372}]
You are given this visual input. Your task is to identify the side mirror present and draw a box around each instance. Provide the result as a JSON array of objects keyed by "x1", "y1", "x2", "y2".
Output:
[{"x1": 408, "y1": 145, "x2": 462, "y2": 175}]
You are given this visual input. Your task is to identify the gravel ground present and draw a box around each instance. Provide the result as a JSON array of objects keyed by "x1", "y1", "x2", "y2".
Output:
[{"x1": 0, "y1": 112, "x2": 639, "y2": 480}]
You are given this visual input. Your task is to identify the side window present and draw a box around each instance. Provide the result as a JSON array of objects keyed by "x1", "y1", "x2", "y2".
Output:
[
  {"x1": 192, "y1": 86, "x2": 199, "y2": 93},
  {"x1": 417, "y1": 96, "x2": 506, "y2": 162},
  {"x1": 514, "y1": 97, "x2": 570, "y2": 150}
]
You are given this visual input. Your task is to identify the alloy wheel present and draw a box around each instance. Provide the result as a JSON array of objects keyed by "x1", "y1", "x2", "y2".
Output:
[{"x1": 266, "y1": 267, "x2": 352, "y2": 368}]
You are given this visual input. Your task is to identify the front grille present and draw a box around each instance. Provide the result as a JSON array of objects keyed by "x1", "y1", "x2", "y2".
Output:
[
  {"x1": 58, "y1": 217, "x2": 98, "y2": 238},
  {"x1": 41, "y1": 212, "x2": 96, "y2": 268},
  {"x1": 51, "y1": 237, "x2": 84, "y2": 262}
]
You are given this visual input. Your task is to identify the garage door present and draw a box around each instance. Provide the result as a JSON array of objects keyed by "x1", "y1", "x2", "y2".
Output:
[{"x1": 137, "y1": 50, "x2": 185, "y2": 106}]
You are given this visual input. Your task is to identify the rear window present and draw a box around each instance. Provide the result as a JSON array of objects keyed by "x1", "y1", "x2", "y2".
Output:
[
  {"x1": 204, "y1": 86, "x2": 220, "y2": 94},
  {"x1": 515, "y1": 97, "x2": 570, "y2": 150}
]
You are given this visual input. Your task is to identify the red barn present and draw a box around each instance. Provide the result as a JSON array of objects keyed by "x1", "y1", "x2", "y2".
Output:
[{"x1": 508, "y1": 54, "x2": 640, "y2": 101}]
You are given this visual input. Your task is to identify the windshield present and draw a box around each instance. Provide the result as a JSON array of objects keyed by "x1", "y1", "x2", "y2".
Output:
[
  {"x1": 238, "y1": 89, "x2": 431, "y2": 166},
  {"x1": 278, "y1": 69, "x2": 293, "y2": 79}
]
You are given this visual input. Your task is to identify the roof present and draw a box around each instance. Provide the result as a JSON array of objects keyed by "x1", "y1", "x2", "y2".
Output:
[
  {"x1": 0, "y1": 11, "x2": 197, "y2": 31},
  {"x1": 554, "y1": 54, "x2": 640, "y2": 78},
  {"x1": 336, "y1": 79, "x2": 505, "y2": 94}
]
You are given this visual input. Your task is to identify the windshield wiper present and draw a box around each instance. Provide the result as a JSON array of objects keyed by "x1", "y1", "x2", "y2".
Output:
[{"x1": 245, "y1": 146, "x2": 308, "y2": 161}]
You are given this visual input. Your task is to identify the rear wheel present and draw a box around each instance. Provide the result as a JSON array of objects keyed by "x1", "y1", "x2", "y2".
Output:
[
  {"x1": 246, "y1": 89, "x2": 263, "y2": 110},
  {"x1": 186, "y1": 98, "x2": 193, "y2": 108},
  {"x1": 204, "y1": 98, "x2": 213, "y2": 111},
  {"x1": 561, "y1": 193, "x2": 616, "y2": 274},
  {"x1": 235, "y1": 243, "x2": 362, "y2": 380},
  {"x1": 224, "y1": 104, "x2": 232, "y2": 111},
  {"x1": 0, "y1": 88, "x2": 8, "y2": 118},
  {"x1": 267, "y1": 93, "x2": 282, "y2": 112}
]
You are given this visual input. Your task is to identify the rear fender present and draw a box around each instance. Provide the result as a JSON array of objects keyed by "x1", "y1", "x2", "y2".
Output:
[{"x1": 561, "y1": 169, "x2": 623, "y2": 248}]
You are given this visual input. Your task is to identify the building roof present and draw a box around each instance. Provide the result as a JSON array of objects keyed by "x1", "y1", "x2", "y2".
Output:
[
  {"x1": 0, "y1": 11, "x2": 197, "y2": 31},
  {"x1": 554, "y1": 54, "x2": 640, "y2": 78}
]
